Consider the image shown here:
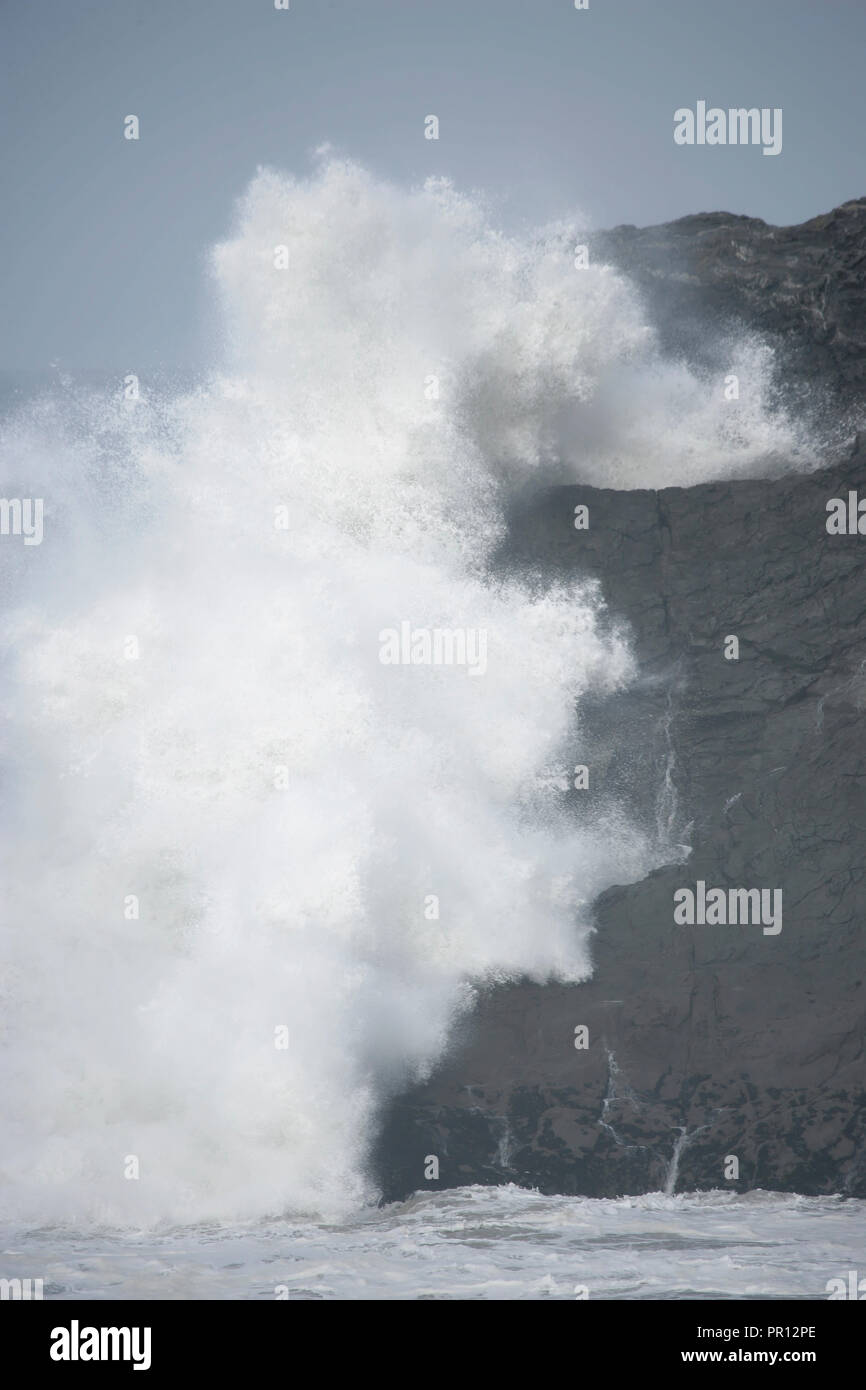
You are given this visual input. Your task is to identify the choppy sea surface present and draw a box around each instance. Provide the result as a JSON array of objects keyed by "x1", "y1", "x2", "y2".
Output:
[{"x1": 3, "y1": 1186, "x2": 864, "y2": 1301}]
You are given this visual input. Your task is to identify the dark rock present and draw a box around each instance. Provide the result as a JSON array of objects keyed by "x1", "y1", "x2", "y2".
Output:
[
  {"x1": 372, "y1": 203, "x2": 866, "y2": 1203},
  {"x1": 592, "y1": 198, "x2": 866, "y2": 428}
]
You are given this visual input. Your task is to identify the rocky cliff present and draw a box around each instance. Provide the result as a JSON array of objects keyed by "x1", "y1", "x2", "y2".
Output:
[
  {"x1": 594, "y1": 197, "x2": 866, "y2": 425},
  {"x1": 374, "y1": 202, "x2": 866, "y2": 1201}
]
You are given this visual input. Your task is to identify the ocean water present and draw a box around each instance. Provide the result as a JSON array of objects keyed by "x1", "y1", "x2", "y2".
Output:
[
  {"x1": 0, "y1": 159, "x2": 843, "y2": 1297},
  {"x1": 3, "y1": 1187, "x2": 865, "y2": 1300}
]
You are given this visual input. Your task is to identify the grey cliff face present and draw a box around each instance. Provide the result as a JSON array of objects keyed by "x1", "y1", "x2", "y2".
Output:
[
  {"x1": 593, "y1": 198, "x2": 866, "y2": 427},
  {"x1": 373, "y1": 203, "x2": 866, "y2": 1203}
]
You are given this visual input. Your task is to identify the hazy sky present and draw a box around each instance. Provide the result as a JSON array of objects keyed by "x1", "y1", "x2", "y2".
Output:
[{"x1": 3, "y1": 0, "x2": 865, "y2": 371}]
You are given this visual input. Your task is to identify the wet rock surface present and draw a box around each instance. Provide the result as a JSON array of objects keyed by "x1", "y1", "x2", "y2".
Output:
[
  {"x1": 593, "y1": 197, "x2": 866, "y2": 422},
  {"x1": 374, "y1": 204, "x2": 866, "y2": 1202}
]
